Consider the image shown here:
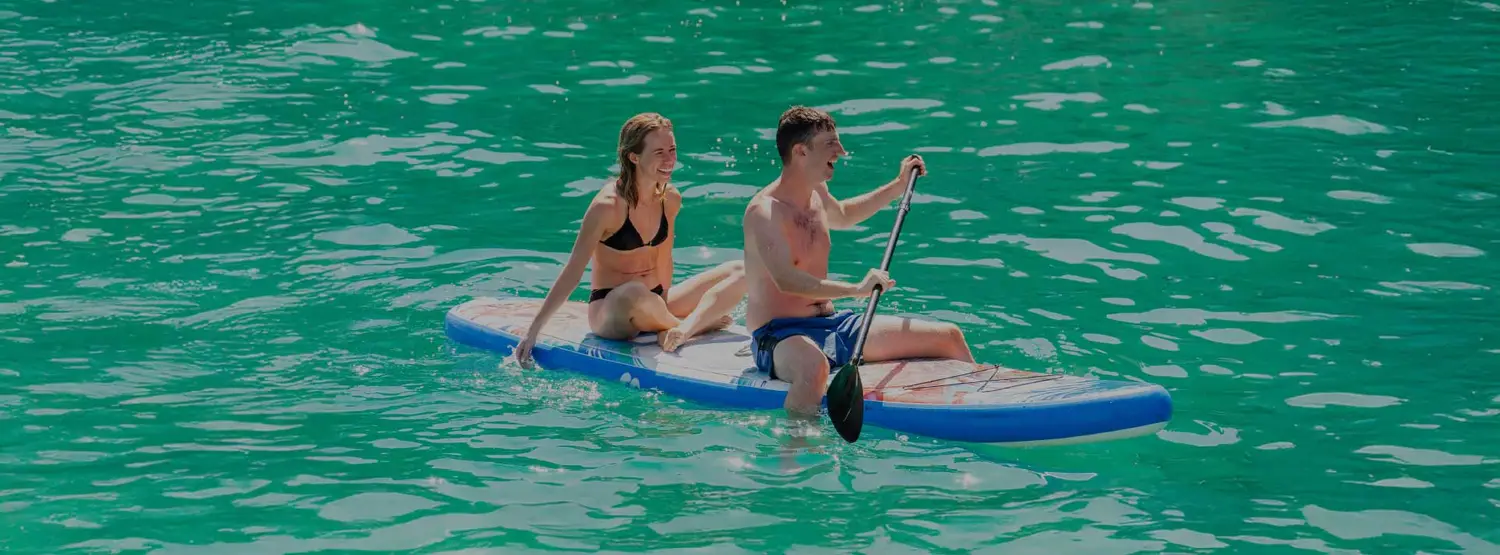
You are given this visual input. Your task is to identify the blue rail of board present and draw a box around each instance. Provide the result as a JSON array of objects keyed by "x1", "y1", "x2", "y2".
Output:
[{"x1": 444, "y1": 305, "x2": 1172, "y2": 445}]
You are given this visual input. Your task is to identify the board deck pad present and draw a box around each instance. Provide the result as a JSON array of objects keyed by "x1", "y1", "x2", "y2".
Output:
[{"x1": 445, "y1": 296, "x2": 1172, "y2": 445}]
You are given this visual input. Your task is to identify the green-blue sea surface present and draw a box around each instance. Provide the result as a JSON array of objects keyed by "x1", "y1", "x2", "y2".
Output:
[{"x1": 3, "y1": 0, "x2": 1498, "y2": 552}]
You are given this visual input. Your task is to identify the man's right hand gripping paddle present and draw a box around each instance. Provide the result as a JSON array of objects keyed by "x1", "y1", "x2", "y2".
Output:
[{"x1": 827, "y1": 162, "x2": 922, "y2": 443}]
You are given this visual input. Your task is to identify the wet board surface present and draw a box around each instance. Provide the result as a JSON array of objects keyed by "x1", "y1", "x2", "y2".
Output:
[{"x1": 444, "y1": 296, "x2": 1173, "y2": 445}]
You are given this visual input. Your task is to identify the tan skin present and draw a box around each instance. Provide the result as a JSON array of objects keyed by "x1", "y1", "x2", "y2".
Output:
[
  {"x1": 514, "y1": 128, "x2": 747, "y2": 367},
  {"x1": 742, "y1": 129, "x2": 976, "y2": 418}
]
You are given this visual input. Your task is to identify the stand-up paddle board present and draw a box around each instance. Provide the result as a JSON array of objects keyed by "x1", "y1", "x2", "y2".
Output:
[{"x1": 444, "y1": 295, "x2": 1172, "y2": 446}]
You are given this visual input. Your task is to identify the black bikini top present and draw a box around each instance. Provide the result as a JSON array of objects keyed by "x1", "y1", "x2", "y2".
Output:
[{"x1": 601, "y1": 200, "x2": 668, "y2": 251}]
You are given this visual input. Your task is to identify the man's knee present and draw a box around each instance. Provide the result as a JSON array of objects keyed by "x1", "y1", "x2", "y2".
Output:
[
  {"x1": 773, "y1": 336, "x2": 829, "y2": 384},
  {"x1": 944, "y1": 322, "x2": 966, "y2": 344},
  {"x1": 940, "y1": 322, "x2": 972, "y2": 360}
]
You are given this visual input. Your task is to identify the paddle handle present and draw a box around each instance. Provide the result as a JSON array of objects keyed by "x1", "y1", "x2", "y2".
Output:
[{"x1": 849, "y1": 170, "x2": 920, "y2": 365}]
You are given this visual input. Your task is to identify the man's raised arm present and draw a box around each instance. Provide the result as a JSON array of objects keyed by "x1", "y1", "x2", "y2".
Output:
[{"x1": 821, "y1": 154, "x2": 925, "y2": 230}]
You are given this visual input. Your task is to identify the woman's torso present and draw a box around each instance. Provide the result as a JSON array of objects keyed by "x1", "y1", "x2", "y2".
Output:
[{"x1": 589, "y1": 185, "x2": 674, "y2": 291}]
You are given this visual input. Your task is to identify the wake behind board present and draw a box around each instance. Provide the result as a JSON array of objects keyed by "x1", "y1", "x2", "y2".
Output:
[{"x1": 444, "y1": 296, "x2": 1172, "y2": 446}]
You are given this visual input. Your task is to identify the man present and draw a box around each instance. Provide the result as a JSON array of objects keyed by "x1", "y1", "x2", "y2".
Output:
[{"x1": 742, "y1": 106, "x2": 976, "y2": 419}]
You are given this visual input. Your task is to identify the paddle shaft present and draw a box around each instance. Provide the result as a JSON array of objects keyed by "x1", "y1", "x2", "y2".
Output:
[{"x1": 848, "y1": 170, "x2": 920, "y2": 366}]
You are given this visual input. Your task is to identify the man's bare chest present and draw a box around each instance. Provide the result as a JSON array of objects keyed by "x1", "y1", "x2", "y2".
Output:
[{"x1": 784, "y1": 206, "x2": 830, "y2": 256}]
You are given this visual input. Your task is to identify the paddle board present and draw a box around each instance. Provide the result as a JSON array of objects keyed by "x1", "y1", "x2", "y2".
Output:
[{"x1": 444, "y1": 295, "x2": 1172, "y2": 446}]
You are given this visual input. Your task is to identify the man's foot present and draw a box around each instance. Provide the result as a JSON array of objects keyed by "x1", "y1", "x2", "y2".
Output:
[{"x1": 659, "y1": 315, "x2": 733, "y2": 352}]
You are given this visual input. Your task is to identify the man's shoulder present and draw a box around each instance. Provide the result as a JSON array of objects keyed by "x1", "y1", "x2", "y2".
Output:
[
  {"x1": 745, "y1": 188, "x2": 786, "y2": 217},
  {"x1": 744, "y1": 192, "x2": 787, "y2": 237}
]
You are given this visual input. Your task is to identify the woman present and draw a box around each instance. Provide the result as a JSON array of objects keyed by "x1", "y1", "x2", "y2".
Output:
[{"x1": 513, "y1": 113, "x2": 746, "y2": 368}]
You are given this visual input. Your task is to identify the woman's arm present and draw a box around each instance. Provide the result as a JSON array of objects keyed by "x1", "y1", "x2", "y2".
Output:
[{"x1": 515, "y1": 196, "x2": 612, "y2": 367}]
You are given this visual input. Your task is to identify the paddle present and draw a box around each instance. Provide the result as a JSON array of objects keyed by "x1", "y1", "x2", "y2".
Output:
[{"x1": 827, "y1": 168, "x2": 921, "y2": 443}]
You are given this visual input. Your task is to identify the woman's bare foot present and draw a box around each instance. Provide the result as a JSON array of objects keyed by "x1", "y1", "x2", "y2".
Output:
[
  {"x1": 657, "y1": 327, "x2": 687, "y2": 352},
  {"x1": 659, "y1": 315, "x2": 733, "y2": 352},
  {"x1": 705, "y1": 314, "x2": 733, "y2": 332}
]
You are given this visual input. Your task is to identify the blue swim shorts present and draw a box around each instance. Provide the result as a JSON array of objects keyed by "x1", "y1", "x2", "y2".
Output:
[{"x1": 750, "y1": 310, "x2": 866, "y2": 381}]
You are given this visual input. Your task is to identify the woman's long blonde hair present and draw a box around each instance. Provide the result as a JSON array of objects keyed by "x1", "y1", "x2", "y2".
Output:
[{"x1": 616, "y1": 112, "x2": 672, "y2": 208}]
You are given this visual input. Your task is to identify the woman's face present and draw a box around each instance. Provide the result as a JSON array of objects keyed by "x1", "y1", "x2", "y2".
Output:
[{"x1": 632, "y1": 128, "x2": 677, "y2": 184}]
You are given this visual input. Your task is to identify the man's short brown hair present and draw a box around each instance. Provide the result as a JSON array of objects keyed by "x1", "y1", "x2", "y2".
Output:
[{"x1": 776, "y1": 106, "x2": 836, "y2": 163}]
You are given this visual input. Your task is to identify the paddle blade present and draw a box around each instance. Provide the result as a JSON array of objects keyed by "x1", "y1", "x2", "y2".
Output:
[{"x1": 827, "y1": 362, "x2": 865, "y2": 443}]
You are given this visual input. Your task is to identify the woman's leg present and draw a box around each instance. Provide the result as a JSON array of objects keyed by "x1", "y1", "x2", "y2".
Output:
[
  {"x1": 588, "y1": 282, "x2": 681, "y2": 340},
  {"x1": 659, "y1": 260, "x2": 747, "y2": 351}
]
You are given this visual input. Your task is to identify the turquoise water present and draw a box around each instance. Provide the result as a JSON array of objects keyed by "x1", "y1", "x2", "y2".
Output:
[{"x1": 4, "y1": 0, "x2": 1499, "y2": 552}]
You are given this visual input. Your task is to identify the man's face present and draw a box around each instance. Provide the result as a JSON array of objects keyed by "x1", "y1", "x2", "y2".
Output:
[{"x1": 800, "y1": 129, "x2": 845, "y2": 181}]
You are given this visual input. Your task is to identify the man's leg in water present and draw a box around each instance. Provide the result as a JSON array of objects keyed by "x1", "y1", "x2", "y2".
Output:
[
  {"x1": 768, "y1": 335, "x2": 832, "y2": 419},
  {"x1": 857, "y1": 314, "x2": 976, "y2": 364},
  {"x1": 660, "y1": 260, "x2": 747, "y2": 351}
]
